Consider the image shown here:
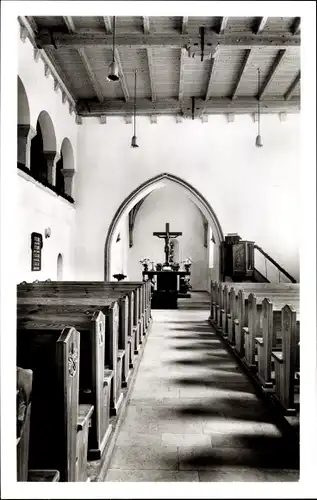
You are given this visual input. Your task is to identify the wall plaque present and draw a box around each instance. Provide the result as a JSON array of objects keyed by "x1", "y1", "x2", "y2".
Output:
[{"x1": 31, "y1": 232, "x2": 43, "y2": 271}]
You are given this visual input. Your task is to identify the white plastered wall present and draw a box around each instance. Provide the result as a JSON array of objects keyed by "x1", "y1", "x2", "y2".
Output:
[
  {"x1": 17, "y1": 33, "x2": 78, "y2": 282},
  {"x1": 75, "y1": 113, "x2": 300, "y2": 282}
]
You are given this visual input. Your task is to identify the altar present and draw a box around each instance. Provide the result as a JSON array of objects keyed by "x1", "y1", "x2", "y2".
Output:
[
  {"x1": 142, "y1": 270, "x2": 191, "y2": 309},
  {"x1": 140, "y1": 221, "x2": 192, "y2": 309}
]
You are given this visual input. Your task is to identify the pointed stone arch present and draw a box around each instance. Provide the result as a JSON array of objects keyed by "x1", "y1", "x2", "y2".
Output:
[{"x1": 104, "y1": 173, "x2": 224, "y2": 280}]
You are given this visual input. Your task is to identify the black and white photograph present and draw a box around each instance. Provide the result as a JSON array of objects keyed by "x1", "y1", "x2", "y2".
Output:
[{"x1": 1, "y1": 1, "x2": 316, "y2": 498}]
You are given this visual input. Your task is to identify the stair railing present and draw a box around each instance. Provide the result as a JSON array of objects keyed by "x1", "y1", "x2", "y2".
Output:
[{"x1": 254, "y1": 244, "x2": 297, "y2": 283}]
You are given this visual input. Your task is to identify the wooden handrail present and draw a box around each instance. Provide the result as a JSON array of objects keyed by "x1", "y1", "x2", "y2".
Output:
[{"x1": 254, "y1": 244, "x2": 297, "y2": 283}]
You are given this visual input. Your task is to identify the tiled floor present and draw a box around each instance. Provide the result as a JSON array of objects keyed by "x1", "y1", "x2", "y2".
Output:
[{"x1": 105, "y1": 293, "x2": 299, "y2": 482}]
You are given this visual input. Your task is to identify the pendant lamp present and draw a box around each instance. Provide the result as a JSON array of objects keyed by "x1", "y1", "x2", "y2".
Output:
[
  {"x1": 131, "y1": 70, "x2": 139, "y2": 148},
  {"x1": 108, "y1": 16, "x2": 119, "y2": 81},
  {"x1": 255, "y1": 67, "x2": 263, "y2": 147}
]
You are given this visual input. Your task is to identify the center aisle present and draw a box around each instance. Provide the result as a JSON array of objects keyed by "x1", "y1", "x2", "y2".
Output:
[{"x1": 105, "y1": 293, "x2": 299, "y2": 482}]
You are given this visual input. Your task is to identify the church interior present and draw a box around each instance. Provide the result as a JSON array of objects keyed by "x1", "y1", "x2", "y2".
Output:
[{"x1": 2, "y1": 3, "x2": 316, "y2": 496}]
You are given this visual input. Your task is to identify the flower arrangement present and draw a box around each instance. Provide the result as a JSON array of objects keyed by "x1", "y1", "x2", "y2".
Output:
[
  {"x1": 139, "y1": 257, "x2": 151, "y2": 265},
  {"x1": 182, "y1": 257, "x2": 193, "y2": 265}
]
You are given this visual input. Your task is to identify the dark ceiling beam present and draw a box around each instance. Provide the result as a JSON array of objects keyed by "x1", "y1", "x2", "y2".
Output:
[
  {"x1": 143, "y1": 17, "x2": 156, "y2": 102},
  {"x1": 63, "y1": 16, "x2": 104, "y2": 103},
  {"x1": 103, "y1": 16, "x2": 129, "y2": 102},
  {"x1": 255, "y1": 17, "x2": 268, "y2": 34},
  {"x1": 179, "y1": 49, "x2": 186, "y2": 101},
  {"x1": 19, "y1": 16, "x2": 77, "y2": 105},
  {"x1": 231, "y1": 49, "x2": 252, "y2": 100},
  {"x1": 76, "y1": 96, "x2": 300, "y2": 116},
  {"x1": 142, "y1": 16, "x2": 150, "y2": 35},
  {"x1": 35, "y1": 31, "x2": 300, "y2": 49},
  {"x1": 219, "y1": 17, "x2": 229, "y2": 34},
  {"x1": 258, "y1": 49, "x2": 286, "y2": 100},
  {"x1": 204, "y1": 57, "x2": 216, "y2": 101},
  {"x1": 182, "y1": 16, "x2": 188, "y2": 34},
  {"x1": 284, "y1": 71, "x2": 300, "y2": 100},
  {"x1": 291, "y1": 17, "x2": 301, "y2": 35}
]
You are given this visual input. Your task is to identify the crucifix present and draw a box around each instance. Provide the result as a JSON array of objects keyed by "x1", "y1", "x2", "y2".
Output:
[{"x1": 153, "y1": 222, "x2": 182, "y2": 265}]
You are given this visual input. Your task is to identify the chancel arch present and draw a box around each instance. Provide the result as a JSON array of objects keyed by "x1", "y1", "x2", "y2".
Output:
[{"x1": 104, "y1": 173, "x2": 224, "y2": 282}]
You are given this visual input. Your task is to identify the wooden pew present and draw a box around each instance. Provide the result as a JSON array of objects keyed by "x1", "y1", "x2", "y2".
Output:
[
  {"x1": 18, "y1": 284, "x2": 139, "y2": 380},
  {"x1": 255, "y1": 300, "x2": 300, "y2": 389},
  {"x1": 235, "y1": 290, "x2": 299, "y2": 359},
  {"x1": 18, "y1": 300, "x2": 122, "y2": 417},
  {"x1": 271, "y1": 305, "x2": 300, "y2": 414},
  {"x1": 17, "y1": 326, "x2": 86, "y2": 481},
  {"x1": 18, "y1": 302, "x2": 113, "y2": 460},
  {"x1": 243, "y1": 293, "x2": 299, "y2": 369},
  {"x1": 216, "y1": 283, "x2": 299, "y2": 353},
  {"x1": 18, "y1": 280, "x2": 151, "y2": 361}
]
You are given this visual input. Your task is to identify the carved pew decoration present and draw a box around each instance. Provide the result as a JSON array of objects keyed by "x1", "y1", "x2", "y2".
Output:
[
  {"x1": 234, "y1": 290, "x2": 246, "y2": 356},
  {"x1": 227, "y1": 287, "x2": 237, "y2": 345},
  {"x1": 271, "y1": 305, "x2": 300, "y2": 414},
  {"x1": 17, "y1": 326, "x2": 81, "y2": 481},
  {"x1": 255, "y1": 298, "x2": 275, "y2": 389},
  {"x1": 220, "y1": 285, "x2": 229, "y2": 336},
  {"x1": 243, "y1": 293, "x2": 259, "y2": 369}
]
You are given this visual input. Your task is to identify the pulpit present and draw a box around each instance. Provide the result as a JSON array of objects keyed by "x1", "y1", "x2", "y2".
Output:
[{"x1": 142, "y1": 270, "x2": 191, "y2": 309}]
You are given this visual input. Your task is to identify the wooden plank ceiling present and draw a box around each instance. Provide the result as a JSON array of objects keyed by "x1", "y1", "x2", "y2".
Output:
[{"x1": 22, "y1": 16, "x2": 301, "y2": 118}]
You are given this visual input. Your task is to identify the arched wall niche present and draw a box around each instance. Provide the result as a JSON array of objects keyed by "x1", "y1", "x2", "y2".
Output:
[
  {"x1": 104, "y1": 173, "x2": 224, "y2": 281},
  {"x1": 60, "y1": 137, "x2": 75, "y2": 171},
  {"x1": 37, "y1": 110, "x2": 57, "y2": 152},
  {"x1": 17, "y1": 76, "x2": 30, "y2": 125}
]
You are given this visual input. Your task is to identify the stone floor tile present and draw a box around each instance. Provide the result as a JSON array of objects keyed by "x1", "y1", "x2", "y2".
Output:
[
  {"x1": 109, "y1": 444, "x2": 179, "y2": 470},
  {"x1": 105, "y1": 469, "x2": 200, "y2": 482},
  {"x1": 115, "y1": 431, "x2": 163, "y2": 447},
  {"x1": 161, "y1": 432, "x2": 212, "y2": 447},
  {"x1": 198, "y1": 467, "x2": 268, "y2": 482},
  {"x1": 261, "y1": 469, "x2": 300, "y2": 482}
]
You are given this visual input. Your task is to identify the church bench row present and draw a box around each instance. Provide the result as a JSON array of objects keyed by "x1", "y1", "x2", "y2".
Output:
[
  {"x1": 209, "y1": 281, "x2": 300, "y2": 414},
  {"x1": 210, "y1": 281, "x2": 299, "y2": 326},
  {"x1": 18, "y1": 280, "x2": 152, "y2": 352},
  {"x1": 17, "y1": 327, "x2": 92, "y2": 482},
  {"x1": 16, "y1": 280, "x2": 152, "y2": 481},
  {"x1": 18, "y1": 280, "x2": 152, "y2": 378}
]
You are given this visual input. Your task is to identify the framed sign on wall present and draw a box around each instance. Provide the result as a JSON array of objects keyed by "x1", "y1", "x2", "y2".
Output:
[{"x1": 31, "y1": 232, "x2": 43, "y2": 271}]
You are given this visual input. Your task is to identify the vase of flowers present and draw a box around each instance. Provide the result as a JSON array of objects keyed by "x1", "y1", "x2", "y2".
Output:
[
  {"x1": 171, "y1": 262, "x2": 180, "y2": 271},
  {"x1": 140, "y1": 257, "x2": 151, "y2": 272},
  {"x1": 156, "y1": 263, "x2": 163, "y2": 271},
  {"x1": 182, "y1": 257, "x2": 193, "y2": 272}
]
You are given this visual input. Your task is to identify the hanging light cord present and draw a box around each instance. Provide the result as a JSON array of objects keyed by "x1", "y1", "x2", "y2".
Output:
[
  {"x1": 134, "y1": 70, "x2": 137, "y2": 136},
  {"x1": 112, "y1": 16, "x2": 115, "y2": 63},
  {"x1": 257, "y1": 67, "x2": 260, "y2": 136}
]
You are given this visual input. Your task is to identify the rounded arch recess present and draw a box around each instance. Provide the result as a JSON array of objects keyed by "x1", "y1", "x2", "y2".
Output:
[
  {"x1": 37, "y1": 110, "x2": 56, "y2": 151},
  {"x1": 104, "y1": 173, "x2": 224, "y2": 280},
  {"x1": 60, "y1": 137, "x2": 75, "y2": 170},
  {"x1": 18, "y1": 76, "x2": 30, "y2": 125}
]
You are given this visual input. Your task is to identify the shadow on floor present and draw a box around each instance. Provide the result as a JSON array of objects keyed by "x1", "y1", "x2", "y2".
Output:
[{"x1": 179, "y1": 434, "x2": 299, "y2": 470}]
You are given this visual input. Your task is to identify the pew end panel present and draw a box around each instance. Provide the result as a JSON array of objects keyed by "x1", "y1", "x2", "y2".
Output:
[
  {"x1": 271, "y1": 306, "x2": 300, "y2": 415},
  {"x1": 256, "y1": 298, "x2": 274, "y2": 389},
  {"x1": 17, "y1": 326, "x2": 80, "y2": 482},
  {"x1": 105, "y1": 302, "x2": 123, "y2": 416}
]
